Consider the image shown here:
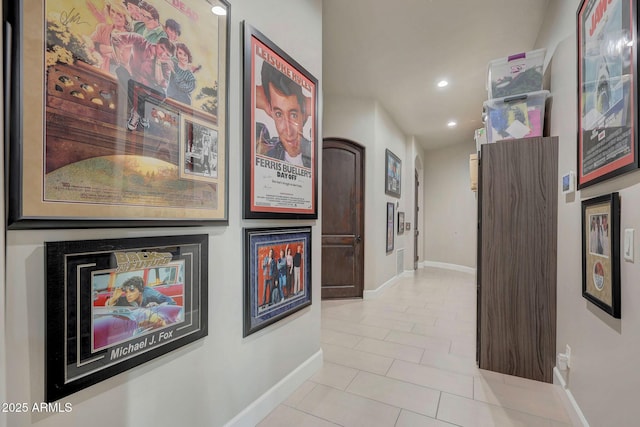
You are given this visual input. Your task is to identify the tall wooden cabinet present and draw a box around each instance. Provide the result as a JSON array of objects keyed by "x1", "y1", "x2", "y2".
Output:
[{"x1": 476, "y1": 136, "x2": 558, "y2": 383}]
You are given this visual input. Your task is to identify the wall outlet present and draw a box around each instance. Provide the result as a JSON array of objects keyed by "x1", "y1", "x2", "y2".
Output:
[{"x1": 566, "y1": 345, "x2": 571, "y2": 368}]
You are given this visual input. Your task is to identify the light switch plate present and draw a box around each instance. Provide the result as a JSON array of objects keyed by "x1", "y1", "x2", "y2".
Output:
[
  {"x1": 561, "y1": 171, "x2": 575, "y2": 194},
  {"x1": 624, "y1": 229, "x2": 634, "y2": 262}
]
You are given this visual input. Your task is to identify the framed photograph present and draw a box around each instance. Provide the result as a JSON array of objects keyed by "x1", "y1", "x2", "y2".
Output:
[
  {"x1": 242, "y1": 23, "x2": 318, "y2": 219},
  {"x1": 385, "y1": 149, "x2": 402, "y2": 197},
  {"x1": 244, "y1": 227, "x2": 312, "y2": 336},
  {"x1": 179, "y1": 114, "x2": 219, "y2": 182},
  {"x1": 398, "y1": 211, "x2": 405, "y2": 234},
  {"x1": 386, "y1": 202, "x2": 395, "y2": 253},
  {"x1": 5, "y1": 0, "x2": 230, "y2": 228},
  {"x1": 46, "y1": 234, "x2": 208, "y2": 402},
  {"x1": 581, "y1": 193, "x2": 621, "y2": 318},
  {"x1": 577, "y1": 0, "x2": 638, "y2": 188}
]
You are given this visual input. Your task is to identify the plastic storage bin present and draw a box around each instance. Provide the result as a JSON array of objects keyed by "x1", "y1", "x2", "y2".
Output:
[
  {"x1": 484, "y1": 90, "x2": 549, "y2": 143},
  {"x1": 487, "y1": 48, "x2": 545, "y2": 99}
]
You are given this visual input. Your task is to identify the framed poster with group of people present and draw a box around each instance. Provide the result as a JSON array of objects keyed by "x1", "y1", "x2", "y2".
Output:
[
  {"x1": 5, "y1": 0, "x2": 230, "y2": 228},
  {"x1": 243, "y1": 227, "x2": 312, "y2": 336}
]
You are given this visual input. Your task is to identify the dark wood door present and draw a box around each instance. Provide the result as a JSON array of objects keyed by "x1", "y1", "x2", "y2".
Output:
[
  {"x1": 414, "y1": 169, "x2": 419, "y2": 269},
  {"x1": 478, "y1": 136, "x2": 558, "y2": 383},
  {"x1": 321, "y1": 138, "x2": 364, "y2": 299}
]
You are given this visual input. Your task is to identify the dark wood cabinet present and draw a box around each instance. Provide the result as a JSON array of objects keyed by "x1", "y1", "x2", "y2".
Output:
[{"x1": 477, "y1": 136, "x2": 558, "y2": 383}]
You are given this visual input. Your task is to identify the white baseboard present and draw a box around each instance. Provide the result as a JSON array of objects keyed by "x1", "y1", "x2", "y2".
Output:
[
  {"x1": 553, "y1": 367, "x2": 590, "y2": 427},
  {"x1": 224, "y1": 349, "x2": 323, "y2": 427},
  {"x1": 363, "y1": 275, "x2": 398, "y2": 299},
  {"x1": 420, "y1": 260, "x2": 476, "y2": 275}
]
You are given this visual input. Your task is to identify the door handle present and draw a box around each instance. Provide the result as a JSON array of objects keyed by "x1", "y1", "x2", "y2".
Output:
[{"x1": 355, "y1": 235, "x2": 362, "y2": 244}]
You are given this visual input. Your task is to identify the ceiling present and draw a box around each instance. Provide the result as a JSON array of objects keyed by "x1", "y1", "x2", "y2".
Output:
[{"x1": 322, "y1": 0, "x2": 550, "y2": 151}]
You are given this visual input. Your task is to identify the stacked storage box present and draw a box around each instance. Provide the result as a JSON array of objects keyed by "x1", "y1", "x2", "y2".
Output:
[{"x1": 483, "y1": 48, "x2": 549, "y2": 143}]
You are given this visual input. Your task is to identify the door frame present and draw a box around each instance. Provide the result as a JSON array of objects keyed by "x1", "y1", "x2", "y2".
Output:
[{"x1": 414, "y1": 169, "x2": 419, "y2": 270}]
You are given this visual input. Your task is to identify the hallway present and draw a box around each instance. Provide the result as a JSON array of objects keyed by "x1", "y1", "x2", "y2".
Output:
[{"x1": 258, "y1": 268, "x2": 578, "y2": 426}]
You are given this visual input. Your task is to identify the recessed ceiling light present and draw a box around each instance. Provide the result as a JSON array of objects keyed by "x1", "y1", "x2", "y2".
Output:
[
  {"x1": 447, "y1": 121, "x2": 457, "y2": 127},
  {"x1": 212, "y1": 5, "x2": 227, "y2": 15},
  {"x1": 437, "y1": 80, "x2": 449, "y2": 88}
]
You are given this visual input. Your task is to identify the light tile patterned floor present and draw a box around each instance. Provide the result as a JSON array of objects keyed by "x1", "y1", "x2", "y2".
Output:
[{"x1": 258, "y1": 267, "x2": 580, "y2": 427}]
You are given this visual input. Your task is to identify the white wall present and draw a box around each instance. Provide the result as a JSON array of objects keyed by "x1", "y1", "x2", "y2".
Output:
[
  {"x1": 323, "y1": 95, "x2": 414, "y2": 290},
  {"x1": 537, "y1": 1, "x2": 640, "y2": 425},
  {"x1": 1, "y1": 1, "x2": 322, "y2": 426},
  {"x1": 422, "y1": 142, "x2": 478, "y2": 269}
]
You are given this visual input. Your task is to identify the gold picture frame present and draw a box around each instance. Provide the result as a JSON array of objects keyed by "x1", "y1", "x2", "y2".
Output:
[
  {"x1": 582, "y1": 193, "x2": 621, "y2": 318},
  {"x1": 6, "y1": 0, "x2": 230, "y2": 227}
]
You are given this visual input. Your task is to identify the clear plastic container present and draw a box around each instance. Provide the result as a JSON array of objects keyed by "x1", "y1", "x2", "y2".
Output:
[
  {"x1": 487, "y1": 48, "x2": 545, "y2": 99},
  {"x1": 484, "y1": 90, "x2": 549, "y2": 143}
]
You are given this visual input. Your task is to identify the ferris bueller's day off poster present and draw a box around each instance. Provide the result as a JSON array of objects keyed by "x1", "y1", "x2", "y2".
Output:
[
  {"x1": 248, "y1": 29, "x2": 317, "y2": 216},
  {"x1": 17, "y1": 0, "x2": 228, "y2": 222},
  {"x1": 577, "y1": 0, "x2": 637, "y2": 187}
]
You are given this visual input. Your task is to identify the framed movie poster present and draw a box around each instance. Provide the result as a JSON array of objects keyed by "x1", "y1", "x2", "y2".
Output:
[
  {"x1": 386, "y1": 202, "x2": 395, "y2": 253},
  {"x1": 242, "y1": 23, "x2": 318, "y2": 219},
  {"x1": 385, "y1": 149, "x2": 402, "y2": 197},
  {"x1": 398, "y1": 211, "x2": 405, "y2": 234},
  {"x1": 5, "y1": 0, "x2": 230, "y2": 228},
  {"x1": 577, "y1": 0, "x2": 638, "y2": 188},
  {"x1": 581, "y1": 193, "x2": 621, "y2": 318},
  {"x1": 45, "y1": 234, "x2": 208, "y2": 402},
  {"x1": 244, "y1": 227, "x2": 312, "y2": 336}
]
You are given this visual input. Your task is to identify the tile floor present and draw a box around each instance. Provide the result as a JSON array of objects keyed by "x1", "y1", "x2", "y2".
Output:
[{"x1": 258, "y1": 267, "x2": 581, "y2": 427}]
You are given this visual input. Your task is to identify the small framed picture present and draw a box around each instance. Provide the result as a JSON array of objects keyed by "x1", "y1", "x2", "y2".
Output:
[
  {"x1": 45, "y1": 234, "x2": 208, "y2": 402},
  {"x1": 386, "y1": 202, "x2": 395, "y2": 253},
  {"x1": 398, "y1": 211, "x2": 405, "y2": 234},
  {"x1": 244, "y1": 227, "x2": 312, "y2": 336},
  {"x1": 179, "y1": 115, "x2": 220, "y2": 182},
  {"x1": 385, "y1": 149, "x2": 402, "y2": 198},
  {"x1": 581, "y1": 193, "x2": 621, "y2": 318}
]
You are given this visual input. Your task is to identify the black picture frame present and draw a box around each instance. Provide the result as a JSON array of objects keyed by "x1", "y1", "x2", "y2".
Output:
[
  {"x1": 243, "y1": 227, "x2": 312, "y2": 336},
  {"x1": 581, "y1": 193, "x2": 621, "y2": 318},
  {"x1": 385, "y1": 149, "x2": 402, "y2": 198},
  {"x1": 45, "y1": 234, "x2": 208, "y2": 402},
  {"x1": 242, "y1": 22, "x2": 318, "y2": 219},
  {"x1": 386, "y1": 202, "x2": 395, "y2": 253},
  {"x1": 577, "y1": 0, "x2": 638, "y2": 189},
  {"x1": 4, "y1": 0, "x2": 230, "y2": 228},
  {"x1": 398, "y1": 211, "x2": 405, "y2": 235}
]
